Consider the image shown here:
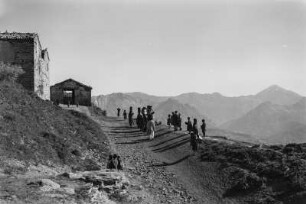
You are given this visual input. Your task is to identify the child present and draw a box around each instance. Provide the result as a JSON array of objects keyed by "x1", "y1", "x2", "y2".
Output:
[
  {"x1": 117, "y1": 156, "x2": 123, "y2": 170},
  {"x1": 106, "y1": 155, "x2": 115, "y2": 169}
]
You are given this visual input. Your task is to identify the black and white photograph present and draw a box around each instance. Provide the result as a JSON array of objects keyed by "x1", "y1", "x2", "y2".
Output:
[{"x1": 0, "y1": 0, "x2": 306, "y2": 203}]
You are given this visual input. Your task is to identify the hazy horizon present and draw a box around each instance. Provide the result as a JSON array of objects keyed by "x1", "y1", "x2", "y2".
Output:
[
  {"x1": 94, "y1": 84, "x2": 305, "y2": 98},
  {"x1": 1, "y1": 0, "x2": 305, "y2": 97}
]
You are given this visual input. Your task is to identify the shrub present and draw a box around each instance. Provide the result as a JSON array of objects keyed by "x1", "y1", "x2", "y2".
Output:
[{"x1": 0, "y1": 61, "x2": 24, "y2": 82}]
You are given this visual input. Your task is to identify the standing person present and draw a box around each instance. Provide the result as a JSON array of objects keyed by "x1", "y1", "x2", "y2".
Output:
[
  {"x1": 147, "y1": 105, "x2": 155, "y2": 119},
  {"x1": 167, "y1": 114, "x2": 171, "y2": 129},
  {"x1": 147, "y1": 114, "x2": 156, "y2": 140},
  {"x1": 178, "y1": 113, "x2": 182, "y2": 131},
  {"x1": 106, "y1": 155, "x2": 115, "y2": 169},
  {"x1": 112, "y1": 154, "x2": 118, "y2": 170},
  {"x1": 117, "y1": 156, "x2": 123, "y2": 170},
  {"x1": 201, "y1": 119, "x2": 206, "y2": 138},
  {"x1": 123, "y1": 110, "x2": 127, "y2": 120},
  {"x1": 193, "y1": 118, "x2": 199, "y2": 140},
  {"x1": 185, "y1": 117, "x2": 193, "y2": 134},
  {"x1": 173, "y1": 111, "x2": 178, "y2": 131},
  {"x1": 170, "y1": 112, "x2": 175, "y2": 128},
  {"x1": 128, "y1": 107, "x2": 134, "y2": 127},
  {"x1": 117, "y1": 108, "x2": 121, "y2": 117},
  {"x1": 142, "y1": 107, "x2": 147, "y2": 132},
  {"x1": 136, "y1": 107, "x2": 143, "y2": 130},
  {"x1": 190, "y1": 131, "x2": 198, "y2": 154}
]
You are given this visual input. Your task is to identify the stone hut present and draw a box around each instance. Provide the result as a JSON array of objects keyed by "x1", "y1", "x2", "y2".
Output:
[
  {"x1": 0, "y1": 32, "x2": 50, "y2": 99},
  {"x1": 50, "y1": 78, "x2": 92, "y2": 106}
]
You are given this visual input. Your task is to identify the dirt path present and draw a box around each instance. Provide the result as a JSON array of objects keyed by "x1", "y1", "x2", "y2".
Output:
[{"x1": 79, "y1": 108, "x2": 241, "y2": 204}]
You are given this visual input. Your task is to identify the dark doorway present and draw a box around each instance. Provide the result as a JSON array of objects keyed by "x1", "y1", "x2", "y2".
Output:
[{"x1": 63, "y1": 89, "x2": 75, "y2": 105}]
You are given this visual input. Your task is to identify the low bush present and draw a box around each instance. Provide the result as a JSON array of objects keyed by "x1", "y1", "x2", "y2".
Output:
[{"x1": 0, "y1": 61, "x2": 24, "y2": 82}]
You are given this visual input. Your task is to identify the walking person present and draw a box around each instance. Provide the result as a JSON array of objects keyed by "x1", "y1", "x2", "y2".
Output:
[
  {"x1": 185, "y1": 117, "x2": 193, "y2": 134},
  {"x1": 117, "y1": 108, "x2": 121, "y2": 117},
  {"x1": 170, "y1": 112, "x2": 175, "y2": 128},
  {"x1": 136, "y1": 107, "x2": 143, "y2": 130},
  {"x1": 167, "y1": 114, "x2": 171, "y2": 129},
  {"x1": 173, "y1": 111, "x2": 178, "y2": 131},
  {"x1": 142, "y1": 107, "x2": 147, "y2": 132},
  {"x1": 178, "y1": 113, "x2": 182, "y2": 131},
  {"x1": 190, "y1": 131, "x2": 198, "y2": 154},
  {"x1": 146, "y1": 114, "x2": 156, "y2": 140},
  {"x1": 128, "y1": 106, "x2": 134, "y2": 127},
  {"x1": 117, "y1": 155, "x2": 123, "y2": 170},
  {"x1": 123, "y1": 110, "x2": 127, "y2": 120},
  {"x1": 201, "y1": 119, "x2": 206, "y2": 138},
  {"x1": 193, "y1": 118, "x2": 199, "y2": 140},
  {"x1": 106, "y1": 155, "x2": 115, "y2": 169}
]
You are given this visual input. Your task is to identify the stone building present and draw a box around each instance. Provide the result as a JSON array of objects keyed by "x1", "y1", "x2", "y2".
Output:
[
  {"x1": 0, "y1": 32, "x2": 50, "y2": 99},
  {"x1": 50, "y1": 78, "x2": 92, "y2": 106}
]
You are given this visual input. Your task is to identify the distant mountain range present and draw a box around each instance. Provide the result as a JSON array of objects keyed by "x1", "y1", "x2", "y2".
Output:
[
  {"x1": 92, "y1": 85, "x2": 305, "y2": 144},
  {"x1": 154, "y1": 98, "x2": 210, "y2": 126},
  {"x1": 222, "y1": 98, "x2": 306, "y2": 144}
]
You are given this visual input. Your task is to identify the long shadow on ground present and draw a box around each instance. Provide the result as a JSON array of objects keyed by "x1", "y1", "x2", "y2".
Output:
[
  {"x1": 149, "y1": 133, "x2": 189, "y2": 148},
  {"x1": 115, "y1": 138, "x2": 150, "y2": 145},
  {"x1": 148, "y1": 155, "x2": 191, "y2": 167},
  {"x1": 154, "y1": 130, "x2": 174, "y2": 139},
  {"x1": 110, "y1": 130, "x2": 141, "y2": 134},
  {"x1": 152, "y1": 138, "x2": 190, "y2": 153},
  {"x1": 114, "y1": 133, "x2": 145, "y2": 138}
]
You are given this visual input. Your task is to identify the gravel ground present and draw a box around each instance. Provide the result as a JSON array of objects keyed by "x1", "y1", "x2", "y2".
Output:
[{"x1": 89, "y1": 113, "x2": 239, "y2": 204}]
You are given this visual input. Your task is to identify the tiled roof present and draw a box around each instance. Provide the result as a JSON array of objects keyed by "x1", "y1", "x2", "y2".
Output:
[
  {"x1": 0, "y1": 32, "x2": 38, "y2": 40},
  {"x1": 52, "y1": 78, "x2": 92, "y2": 90}
]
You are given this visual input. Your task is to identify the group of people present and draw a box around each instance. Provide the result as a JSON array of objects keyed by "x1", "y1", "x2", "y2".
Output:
[
  {"x1": 135, "y1": 105, "x2": 156, "y2": 140},
  {"x1": 106, "y1": 154, "x2": 123, "y2": 170},
  {"x1": 117, "y1": 105, "x2": 156, "y2": 140},
  {"x1": 166, "y1": 111, "x2": 182, "y2": 131},
  {"x1": 167, "y1": 112, "x2": 207, "y2": 153},
  {"x1": 117, "y1": 106, "x2": 207, "y2": 152},
  {"x1": 187, "y1": 117, "x2": 206, "y2": 153}
]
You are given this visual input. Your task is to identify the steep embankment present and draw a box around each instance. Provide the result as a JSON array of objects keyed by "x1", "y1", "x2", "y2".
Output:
[{"x1": 0, "y1": 81, "x2": 110, "y2": 170}]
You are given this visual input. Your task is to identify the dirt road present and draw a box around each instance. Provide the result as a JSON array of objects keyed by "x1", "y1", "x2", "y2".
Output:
[{"x1": 84, "y1": 110, "x2": 239, "y2": 204}]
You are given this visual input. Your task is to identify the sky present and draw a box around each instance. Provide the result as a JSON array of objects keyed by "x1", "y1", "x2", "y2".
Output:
[{"x1": 0, "y1": 0, "x2": 306, "y2": 97}]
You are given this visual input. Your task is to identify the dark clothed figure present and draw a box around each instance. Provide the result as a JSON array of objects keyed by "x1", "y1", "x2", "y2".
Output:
[
  {"x1": 185, "y1": 117, "x2": 193, "y2": 133},
  {"x1": 170, "y1": 112, "x2": 174, "y2": 127},
  {"x1": 147, "y1": 105, "x2": 155, "y2": 121},
  {"x1": 107, "y1": 155, "x2": 115, "y2": 169},
  {"x1": 117, "y1": 108, "x2": 121, "y2": 117},
  {"x1": 190, "y1": 132, "x2": 198, "y2": 152},
  {"x1": 178, "y1": 113, "x2": 182, "y2": 131},
  {"x1": 167, "y1": 114, "x2": 171, "y2": 129},
  {"x1": 117, "y1": 156, "x2": 123, "y2": 170},
  {"x1": 123, "y1": 110, "x2": 127, "y2": 120},
  {"x1": 173, "y1": 111, "x2": 178, "y2": 131},
  {"x1": 112, "y1": 154, "x2": 118, "y2": 170},
  {"x1": 128, "y1": 107, "x2": 134, "y2": 127},
  {"x1": 201, "y1": 119, "x2": 206, "y2": 137},
  {"x1": 136, "y1": 108, "x2": 143, "y2": 129}
]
